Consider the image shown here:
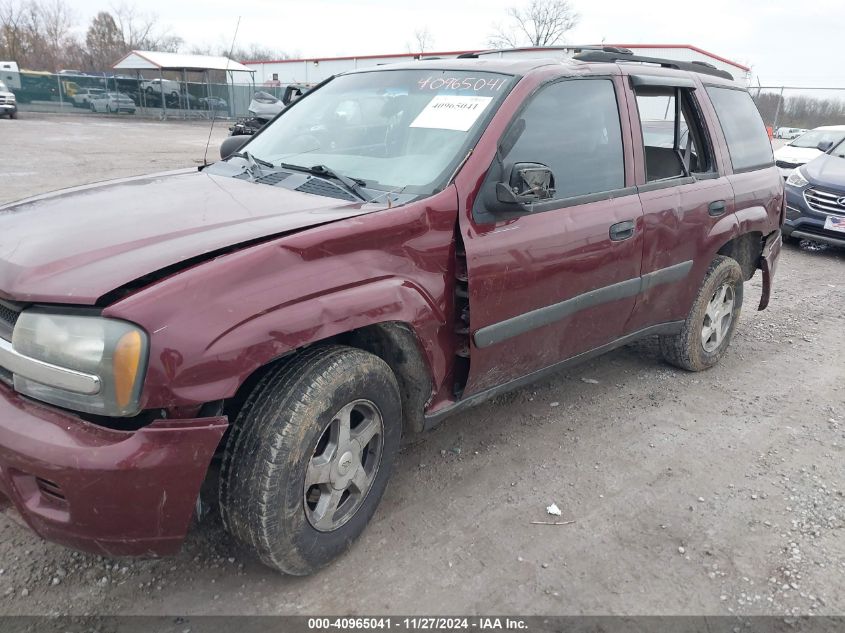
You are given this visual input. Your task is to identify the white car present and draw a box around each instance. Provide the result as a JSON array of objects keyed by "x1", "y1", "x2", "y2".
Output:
[
  {"x1": 141, "y1": 78, "x2": 182, "y2": 98},
  {"x1": 774, "y1": 125, "x2": 845, "y2": 178},
  {"x1": 89, "y1": 92, "x2": 136, "y2": 114},
  {"x1": 72, "y1": 87, "x2": 106, "y2": 108},
  {"x1": 0, "y1": 79, "x2": 17, "y2": 119},
  {"x1": 776, "y1": 127, "x2": 807, "y2": 140}
]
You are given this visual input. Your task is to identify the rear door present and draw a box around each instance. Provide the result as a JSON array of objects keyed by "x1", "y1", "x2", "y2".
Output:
[
  {"x1": 624, "y1": 75, "x2": 737, "y2": 332},
  {"x1": 461, "y1": 76, "x2": 644, "y2": 395}
]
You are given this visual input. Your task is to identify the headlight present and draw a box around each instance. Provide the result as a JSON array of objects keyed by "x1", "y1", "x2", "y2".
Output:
[
  {"x1": 786, "y1": 170, "x2": 809, "y2": 188},
  {"x1": 11, "y1": 311, "x2": 148, "y2": 416}
]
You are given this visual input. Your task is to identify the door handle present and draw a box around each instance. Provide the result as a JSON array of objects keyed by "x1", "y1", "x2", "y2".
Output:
[
  {"x1": 609, "y1": 220, "x2": 636, "y2": 241},
  {"x1": 708, "y1": 200, "x2": 727, "y2": 217}
]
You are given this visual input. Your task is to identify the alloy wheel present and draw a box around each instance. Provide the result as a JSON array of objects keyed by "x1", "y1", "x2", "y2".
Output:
[
  {"x1": 304, "y1": 399, "x2": 384, "y2": 532},
  {"x1": 701, "y1": 282, "x2": 734, "y2": 353}
]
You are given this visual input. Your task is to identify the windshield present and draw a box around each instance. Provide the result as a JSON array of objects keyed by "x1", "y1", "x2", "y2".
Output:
[
  {"x1": 242, "y1": 69, "x2": 514, "y2": 193},
  {"x1": 790, "y1": 129, "x2": 845, "y2": 149},
  {"x1": 831, "y1": 138, "x2": 845, "y2": 159}
]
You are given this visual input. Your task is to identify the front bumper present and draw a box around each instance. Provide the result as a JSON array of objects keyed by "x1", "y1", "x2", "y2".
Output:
[
  {"x1": 0, "y1": 382, "x2": 227, "y2": 557},
  {"x1": 0, "y1": 103, "x2": 16, "y2": 114},
  {"x1": 784, "y1": 185, "x2": 845, "y2": 247}
]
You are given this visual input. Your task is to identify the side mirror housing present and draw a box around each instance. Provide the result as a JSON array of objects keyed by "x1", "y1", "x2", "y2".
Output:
[
  {"x1": 219, "y1": 135, "x2": 249, "y2": 160},
  {"x1": 503, "y1": 162, "x2": 556, "y2": 202},
  {"x1": 817, "y1": 140, "x2": 834, "y2": 152},
  {"x1": 489, "y1": 162, "x2": 556, "y2": 214}
]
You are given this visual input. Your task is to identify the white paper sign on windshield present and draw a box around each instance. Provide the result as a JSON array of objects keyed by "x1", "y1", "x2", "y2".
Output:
[{"x1": 409, "y1": 95, "x2": 494, "y2": 132}]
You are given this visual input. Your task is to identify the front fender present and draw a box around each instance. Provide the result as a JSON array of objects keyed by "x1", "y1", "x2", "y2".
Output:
[{"x1": 105, "y1": 189, "x2": 459, "y2": 411}]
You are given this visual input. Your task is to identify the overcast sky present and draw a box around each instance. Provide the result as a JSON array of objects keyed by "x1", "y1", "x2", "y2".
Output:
[{"x1": 70, "y1": 0, "x2": 842, "y2": 87}]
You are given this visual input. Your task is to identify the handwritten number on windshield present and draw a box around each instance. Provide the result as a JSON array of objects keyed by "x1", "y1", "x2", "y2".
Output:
[{"x1": 417, "y1": 76, "x2": 507, "y2": 92}]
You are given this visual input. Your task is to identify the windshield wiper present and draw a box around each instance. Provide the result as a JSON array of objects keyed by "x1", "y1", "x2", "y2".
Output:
[
  {"x1": 229, "y1": 151, "x2": 275, "y2": 169},
  {"x1": 278, "y1": 162, "x2": 369, "y2": 201}
]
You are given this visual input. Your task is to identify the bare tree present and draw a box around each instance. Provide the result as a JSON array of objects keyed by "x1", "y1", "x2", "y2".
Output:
[
  {"x1": 407, "y1": 27, "x2": 434, "y2": 54},
  {"x1": 0, "y1": 0, "x2": 29, "y2": 63},
  {"x1": 0, "y1": 0, "x2": 78, "y2": 70},
  {"x1": 188, "y1": 42, "x2": 291, "y2": 62},
  {"x1": 488, "y1": 0, "x2": 579, "y2": 48},
  {"x1": 111, "y1": 2, "x2": 182, "y2": 52}
]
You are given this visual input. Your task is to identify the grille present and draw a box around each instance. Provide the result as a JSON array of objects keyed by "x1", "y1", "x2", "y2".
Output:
[
  {"x1": 776, "y1": 160, "x2": 801, "y2": 170},
  {"x1": 295, "y1": 178, "x2": 357, "y2": 202},
  {"x1": 232, "y1": 171, "x2": 292, "y2": 186},
  {"x1": 255, "y1": 171, "x2": 291, "y2": 186},
  {"x1": 795, "y1": 224, "x2": 845, "y2": 243},
  {"x1": 804, "y1": 188, "x2": 845, "y2": 216},
  {"x1": 0, "y1": 299, "x2": 23, "y2": 341},
  {"x1": 36, "y1": 477, "x2": 66, "y2": 501},
  {"x1": 0, "y1": 96, "x2": 6, "y2": 105}
]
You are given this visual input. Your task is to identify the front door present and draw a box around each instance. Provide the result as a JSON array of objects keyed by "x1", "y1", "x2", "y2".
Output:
[{"x1": 461, "y1": 76, "x2": 644, "y2": 395}]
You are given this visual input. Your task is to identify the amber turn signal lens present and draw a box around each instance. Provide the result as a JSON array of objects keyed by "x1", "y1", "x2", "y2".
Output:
[{"x1": 113, "y1": 330, "x2": 142, "y2": 409}]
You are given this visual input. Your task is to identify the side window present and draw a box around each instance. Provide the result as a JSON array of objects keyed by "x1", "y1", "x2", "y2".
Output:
[
  {"x1": 706, "y1": 87, "x2": 774, "y2": 172},
  {"x1": 503, "y1": 79, "x2": 625, "y2": 200},
  {"x1": 635, "y1": 87, "x2": 714, "y2": 182}
]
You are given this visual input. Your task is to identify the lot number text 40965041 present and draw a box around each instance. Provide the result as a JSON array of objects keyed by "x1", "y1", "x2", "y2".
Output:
[{"x1": 307, "y1": 617, "x2": 528, "y2": 630}]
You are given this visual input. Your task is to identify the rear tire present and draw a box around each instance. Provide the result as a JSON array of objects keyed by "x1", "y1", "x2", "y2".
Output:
[
  {"x1": 219, "y1": 345, "x2": 402, "y2": 575},
  {"x1": 659, "y1": 256, "x2": 743, "y2": 371}
]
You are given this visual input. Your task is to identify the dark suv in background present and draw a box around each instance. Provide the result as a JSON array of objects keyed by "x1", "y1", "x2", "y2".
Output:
[
  {"x1": 0, "y1": 47, "x2": 782, "y2": 575},
  {"x1": 784, "y1": 139, "x2": 845, "y2": 247}
]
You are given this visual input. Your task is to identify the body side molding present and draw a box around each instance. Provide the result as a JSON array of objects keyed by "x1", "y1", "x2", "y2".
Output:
[{"x1": 473, "y1": 260, "x2": 693, "y2": 349}]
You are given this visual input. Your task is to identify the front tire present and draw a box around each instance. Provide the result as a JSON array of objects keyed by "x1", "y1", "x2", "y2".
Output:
[
  {"x1": 219, "y1": 345, "x2": 402, "y2": 575},
  {"x1": 659, "y1": 256, "x2": 743, "y2": 371}
]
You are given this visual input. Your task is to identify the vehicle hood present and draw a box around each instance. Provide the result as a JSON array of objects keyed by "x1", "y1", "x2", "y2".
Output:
[
  {"x1": 0, "y1": 169, "x2": 380, "y2": 305},
  {"x1": 774, "y1": 145, "x2": 821, "y2": 164},
  {"x1": 0, "y1": 90, "x2": 13, "y2": 98},
  {"x1": 801, "y1": 152, "x2": 845, "y2": 191},
  {"x1": 249, "y1": 100, "x2": 283, "y2": 117}
]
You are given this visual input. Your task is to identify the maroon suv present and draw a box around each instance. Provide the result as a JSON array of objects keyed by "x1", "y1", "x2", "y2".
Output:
[{"x1": 0, "y1": 49, "x2": 782, "y2": 574}]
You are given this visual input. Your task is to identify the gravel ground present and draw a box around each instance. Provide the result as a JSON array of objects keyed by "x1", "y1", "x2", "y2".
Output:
[{"x1": 0, "y1": 114, "x2": 842, "y2": 616}]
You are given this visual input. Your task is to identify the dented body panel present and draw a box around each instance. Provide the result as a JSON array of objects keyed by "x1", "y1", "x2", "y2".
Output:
[{"x1": 104, "y1": 188, "x2": 461, "y2": 412}]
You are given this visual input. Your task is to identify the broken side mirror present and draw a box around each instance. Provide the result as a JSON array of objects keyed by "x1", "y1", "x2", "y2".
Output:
[
  {"x1": 219, "y1": 135, "x2": 249, "y2": 160},
  {"x1": 496, "y1": 162, "x2": 556, "y2": 206}
]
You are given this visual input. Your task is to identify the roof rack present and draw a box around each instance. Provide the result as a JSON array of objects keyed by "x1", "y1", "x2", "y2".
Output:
[
  {"x1": 571, "y1": 49, "x2": 733, "y2": 80},
  {"x1": 455, "y1": 45, "x2": 632, "y2": 59},
  {"x1": 454, "y1": 45, "x2": 734, "y2": 81}
]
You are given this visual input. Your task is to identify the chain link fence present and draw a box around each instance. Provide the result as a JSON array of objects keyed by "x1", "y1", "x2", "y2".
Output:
[{"x1": 4, "y1": 70, "x2": 289, "y2": 120}]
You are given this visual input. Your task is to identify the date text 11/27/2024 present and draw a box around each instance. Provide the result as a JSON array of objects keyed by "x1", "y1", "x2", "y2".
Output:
[{"x1": 307, "y1": 617, "x2": 529, "y2": 630}]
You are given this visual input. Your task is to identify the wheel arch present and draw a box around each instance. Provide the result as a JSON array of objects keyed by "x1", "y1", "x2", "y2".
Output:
[
  {"x1": 221, "y1": 321, "x2": 434, "y2": 435},
  {"x1": 716, "y1": 231, "x2": 763, "y2": 281},
  {"x1": 706, "y1": 204, "x2": 770, "y2": 281}
]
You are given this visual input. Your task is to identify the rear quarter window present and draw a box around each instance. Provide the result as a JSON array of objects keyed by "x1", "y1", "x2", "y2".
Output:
[{"x1": 706, "y1": 87, "x2": 773, "y2": 172}]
